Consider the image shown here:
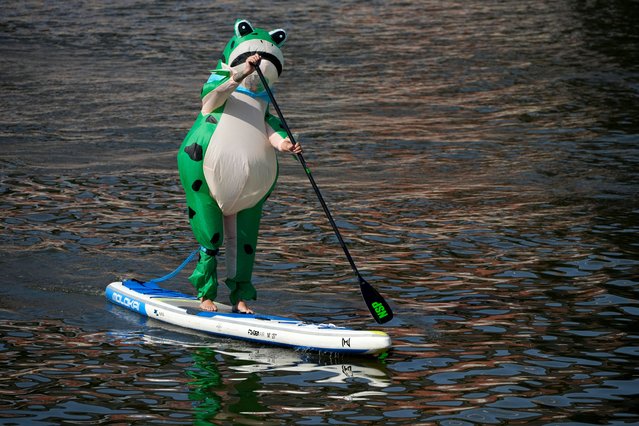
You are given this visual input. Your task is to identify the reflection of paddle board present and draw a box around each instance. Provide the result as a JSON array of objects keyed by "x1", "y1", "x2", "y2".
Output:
[
  {"x1": 128, "y1": 335, "x2": 391, "y2": 388},
  {"x1": 215, "y1": 348, "x2": 391, "y2": 388},
  {"x1": 105, "y1": 280, "x2": 391, "y2": 355}
]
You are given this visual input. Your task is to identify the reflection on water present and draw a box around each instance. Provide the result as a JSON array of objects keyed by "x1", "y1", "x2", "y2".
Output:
[
  {"x1": 1, "y1": 316, "x2": 637, "y2": 424},
  {"x1": 0, "y1": 320, "x2": 393, "y2": 424},
  {"x1": 1, "y1": 0, "x2": 638, "y2": 424}
]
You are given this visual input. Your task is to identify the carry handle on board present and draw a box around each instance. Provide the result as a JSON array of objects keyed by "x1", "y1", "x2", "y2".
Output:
[{"x1": 255, "y1": 63, "x2": 394, "y2": 324}]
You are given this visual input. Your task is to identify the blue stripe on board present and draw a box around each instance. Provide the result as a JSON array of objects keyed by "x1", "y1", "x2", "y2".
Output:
[
  {"x1": 195, "y1": 311, "x2": 301, "y2": 323},
  {"x1": 122, "y1": 279, "x2": 196, "y2": 300}
]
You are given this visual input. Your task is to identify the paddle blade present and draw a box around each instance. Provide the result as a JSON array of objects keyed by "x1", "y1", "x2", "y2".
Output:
[{"x1": 359, "y1": 278, "x2": 394, "y2": 324}]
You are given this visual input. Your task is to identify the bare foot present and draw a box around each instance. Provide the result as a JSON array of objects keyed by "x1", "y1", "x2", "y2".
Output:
[
  {"x1": 234, "y1": 300, "x2": 254, "y2": 314},
  {"x1": 200, "y1": 299, "x2": 217, "y2": 312}
]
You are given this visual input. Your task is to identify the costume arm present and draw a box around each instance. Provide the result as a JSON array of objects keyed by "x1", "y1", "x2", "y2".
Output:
[
  {"x1": 201, "y1": 71, "x2": 240, "y2": 115},
  {"x1": 266, "y1": 112, "x2": 289, "y2": 151}
]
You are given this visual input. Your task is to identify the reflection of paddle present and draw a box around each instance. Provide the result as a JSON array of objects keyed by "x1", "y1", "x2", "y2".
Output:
[{"x1": 255, "y1": 64, "x2": 394, "y2": 324}]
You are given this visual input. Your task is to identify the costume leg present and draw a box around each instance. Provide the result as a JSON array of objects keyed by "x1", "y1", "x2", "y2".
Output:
[
  {"x1": 177, "y1": 117, "x2": 224, "y2": 301},
  {"x1": 189, "y1": 247, "x2": 219, "y2": 300},
  {"x1": 224, "y1": 200, "x2": 265, "y2": 305},
  {"x1": 183, "y1": 186, "x2": 224, "y2": 301}
]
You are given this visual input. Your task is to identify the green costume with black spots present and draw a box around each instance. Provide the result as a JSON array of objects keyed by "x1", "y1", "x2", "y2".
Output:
[{"x1": 177, "y1": 19, "x2": 289, "y2": 305}]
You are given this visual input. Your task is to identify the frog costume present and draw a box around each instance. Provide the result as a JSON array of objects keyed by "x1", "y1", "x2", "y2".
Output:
[{"x1": 177, "y1": 19, "x2": 289, "y2": 307}]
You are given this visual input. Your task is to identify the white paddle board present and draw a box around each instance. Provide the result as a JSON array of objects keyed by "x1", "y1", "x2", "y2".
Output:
[{"x1": 105, "y1": 280, "x2": 391, "y2": 355}]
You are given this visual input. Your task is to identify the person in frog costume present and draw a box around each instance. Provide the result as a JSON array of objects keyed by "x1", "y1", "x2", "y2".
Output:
[{"x1": 177, "y1": 19, "x2": 302, "y2": 313}]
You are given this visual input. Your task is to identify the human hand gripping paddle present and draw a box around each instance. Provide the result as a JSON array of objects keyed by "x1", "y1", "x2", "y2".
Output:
[{"x1": 254, "y1": 62, "x2": 394, "y2": 324}]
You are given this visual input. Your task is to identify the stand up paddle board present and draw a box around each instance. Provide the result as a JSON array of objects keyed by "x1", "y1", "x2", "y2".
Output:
[{"x1": 106, "y1": 280, "x2": 391, "y2": 355}]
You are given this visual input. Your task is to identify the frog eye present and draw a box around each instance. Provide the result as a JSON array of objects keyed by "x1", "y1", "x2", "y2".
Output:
[
  {"x1": 269, "y1": 29, "x2": 287, "y2": 46},
  {"x1": 235, "y1": 19, "x2": 254, "y2": 37}
]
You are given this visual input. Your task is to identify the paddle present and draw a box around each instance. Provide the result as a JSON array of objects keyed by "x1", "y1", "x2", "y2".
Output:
[{"x1": 254, "y1": 63, "x2": 394, "y2": 324}]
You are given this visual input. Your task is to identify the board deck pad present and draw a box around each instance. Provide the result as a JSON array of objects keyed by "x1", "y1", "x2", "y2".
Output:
[{"x1": 106, "y1": 280, "x2": 391, "y2": 355}]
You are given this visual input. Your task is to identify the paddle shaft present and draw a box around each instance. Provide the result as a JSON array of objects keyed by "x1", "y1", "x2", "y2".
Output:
[
  {"x1": 255, "y1": 64, "x2": 393, "y2": 324},
  {"x1": 254, "y1": 67, "x2": 360, "y2": 276}
]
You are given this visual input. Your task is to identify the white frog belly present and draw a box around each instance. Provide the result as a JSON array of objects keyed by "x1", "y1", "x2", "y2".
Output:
[{"x1": 203, "y1": 92, "x2": 277, "y2": 215}]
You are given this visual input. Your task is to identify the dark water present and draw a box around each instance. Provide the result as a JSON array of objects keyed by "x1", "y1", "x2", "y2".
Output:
[{"x1": 1, "y1": 1, "x2": 638, "y2": 424}]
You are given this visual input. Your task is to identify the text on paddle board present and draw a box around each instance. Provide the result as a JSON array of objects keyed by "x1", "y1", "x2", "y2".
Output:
[
  {"x1": 111, "y1": 292, "x2": 142, "y2": 312},
  {"x1": 248, "y1": 329, "x2": 277, "y2": 339}
]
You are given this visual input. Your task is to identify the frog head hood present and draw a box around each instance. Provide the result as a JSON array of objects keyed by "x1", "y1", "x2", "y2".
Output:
[{"x1": 216, "y1": 19, "x2": 287, "y2": 94}]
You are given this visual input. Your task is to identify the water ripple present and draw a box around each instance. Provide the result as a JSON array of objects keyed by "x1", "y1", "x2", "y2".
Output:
[{"x1": 1, "y1": 0, "x2": 638, "y2": 424}]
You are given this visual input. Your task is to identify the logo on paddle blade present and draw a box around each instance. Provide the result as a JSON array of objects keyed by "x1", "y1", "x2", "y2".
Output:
[{"x1": 371, "y1": 302, "x2": 389, "y2": 319}]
